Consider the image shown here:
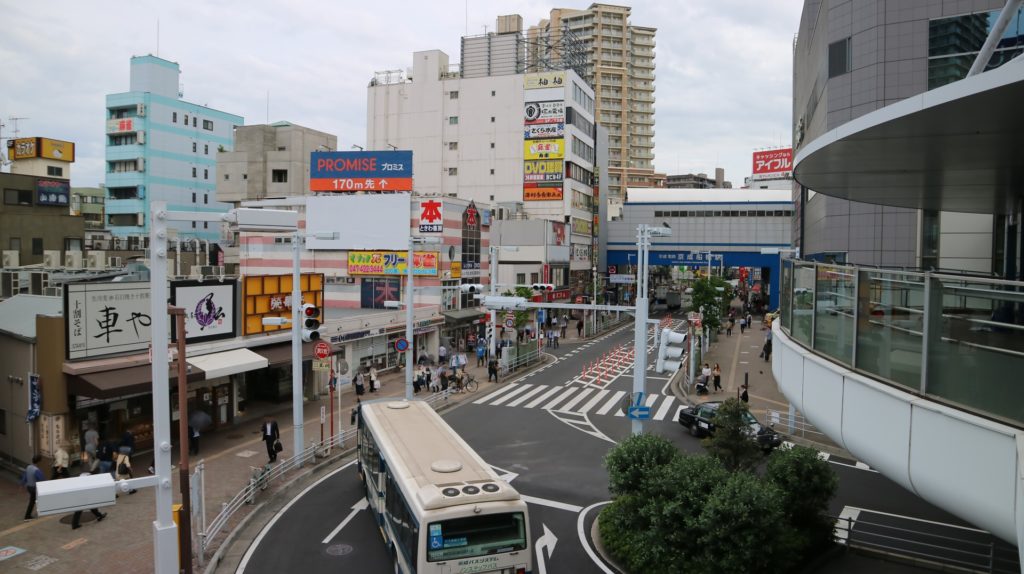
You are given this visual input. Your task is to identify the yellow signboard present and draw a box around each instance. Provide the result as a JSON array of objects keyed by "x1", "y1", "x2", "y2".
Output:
[
  {"x1": 7, "y1": 137, "x2": 75, "y2": 161},
  {"x1": 524, "y1": 187, "x2": 564, "y2": 201},
  {"x1": 450, "y1": 261, "x2": 462, "y2": 279},
  {"x1": 242, "y1": 273, "x2": 324, "y2": 335},
  {"x1": 347, "y1": 251, "x2": 439, "y2": 276},
  {"x1": 523, "y1": 139, "x2": 564, "y2": 161},
  {"x1": 525, "y1": 71, "x2": 565, "y2": 90}
]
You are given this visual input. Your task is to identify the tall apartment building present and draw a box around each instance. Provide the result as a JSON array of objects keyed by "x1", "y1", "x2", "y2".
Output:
[
  {"x1": 105, "y1": 55, "x2": 243, "y2": 243},
  {"x1": 528, "y1": 3, "x2": 661, "y2": 201},
  {"x1": 367, "y1": 47, "x2": 602, "y2": 293},
  {"x1": 793, "y1": 0, "x2": 1023, "y2": 272}
]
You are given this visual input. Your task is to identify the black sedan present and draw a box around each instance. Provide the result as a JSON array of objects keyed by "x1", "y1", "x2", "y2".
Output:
[{"x1": 678, "y1": 401, "x2": 782, "y2": 452}]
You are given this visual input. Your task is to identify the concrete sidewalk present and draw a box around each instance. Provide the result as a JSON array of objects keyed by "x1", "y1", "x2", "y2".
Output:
[{"x1": 0, "y1": 355, "x2": 522, "y2": 573}]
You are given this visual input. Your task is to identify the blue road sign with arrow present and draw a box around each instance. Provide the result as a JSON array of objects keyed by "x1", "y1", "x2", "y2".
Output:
[{"x1": 627, "y1": 391, "x2": 651, "y2": 420}]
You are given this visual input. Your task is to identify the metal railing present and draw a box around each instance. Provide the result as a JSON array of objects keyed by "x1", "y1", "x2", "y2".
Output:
[
  {"x1": 765, "y1": 408, "x2": 829, "y2": 442},
  {"x1": 779, "y1": 260, "x2": 1024, "y2": 427},
  {"x1": 833, "y1": 513, "x2": 1020, "y2": 573}
]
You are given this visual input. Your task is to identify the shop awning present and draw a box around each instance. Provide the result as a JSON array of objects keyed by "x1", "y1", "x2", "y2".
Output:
[
  {"x1": 67, "y1": 363, "x2": 206, "y2": 400},
  {"x1": 442, "y1": 308, "x2": 485, "y2": 324},
  {"x1": 253, "y1": 341, "x2": 315, "y2": 366},
  {"x1": 187, "y1": 348, "x2": 268, "y2": 380}
]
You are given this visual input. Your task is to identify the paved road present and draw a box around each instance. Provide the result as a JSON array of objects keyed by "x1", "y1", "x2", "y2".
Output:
[{"x1": 236, "y1": 312, "x2": 1009, "y2": 573}]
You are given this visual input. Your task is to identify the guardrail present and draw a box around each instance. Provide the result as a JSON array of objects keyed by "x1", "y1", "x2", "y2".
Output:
[{"x1": 765, "y1": 408, "x2": 829, "y2": 442}]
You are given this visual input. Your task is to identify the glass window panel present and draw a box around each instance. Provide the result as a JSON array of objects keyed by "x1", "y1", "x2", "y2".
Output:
[
  {"x1": 855, "y1": 270, "x2": 924, "y2": 390},
  {"x1": 813, "y1": 265, "x2": 856, "y2": 365},
  {"x1": 790, "y1": 263, "x2": 816, "y2": 346}
]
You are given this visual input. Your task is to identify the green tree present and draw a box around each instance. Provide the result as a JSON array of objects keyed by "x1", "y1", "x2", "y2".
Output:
[
  {"x1": 604, "y1": 433, "x2": 679, "y2": 496},
  {"x1": 695, "y1": 472, "x2": 798, "y2": 574},
  {"x1": 503, "y1": 287, "x2": 534, "y2": 329},
  {"x1": 767, "y1": 445, "x2": 839, "y2": 554},
  {"x1": 703, "y1": 398, "x2": 764, "y2": 472},
  {"x1": 689, "y1": 277, "x2": 732, "y2": 332}
]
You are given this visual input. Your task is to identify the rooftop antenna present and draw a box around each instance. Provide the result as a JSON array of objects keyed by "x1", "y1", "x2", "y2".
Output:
[
  {"x1": 8, "y1": 116, "x2": 28, "y2": 139},
  {"x1": 157, "y1": 18, "x2": 160, "y2": 57},
  {"x1": 465, "y1": 0, "x2": 468, "y2": 36}
]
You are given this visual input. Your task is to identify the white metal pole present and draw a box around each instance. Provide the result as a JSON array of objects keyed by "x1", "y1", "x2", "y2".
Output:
[
  {"x1": 291, "y1": 231, "x2": 303, "y2": 459},
  {"x1": 148, "y1": 201, "x2": 180, "y2": 574},
  {"x1": 489, "y1": 246, "x2": 497, "y2": 360},
  {"x1": 592, "y1": 266, "x2": 598, "y2": 335},
  {"x1": 405, "y1": 239, "x2": 415, "y2": 400},
  {"x1": 632, "y1": 226, "x2": 649, "y2": 436}
]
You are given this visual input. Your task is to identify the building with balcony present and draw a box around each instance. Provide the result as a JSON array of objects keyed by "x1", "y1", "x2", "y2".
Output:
[
  {"x1": 71, "y1": 186, "x2": 105, "y2": 232},
  {"x1": 0, "y1": 171, "x2": 85, "y2": 266},
  {"x1": 527, "y1": 3, "x2": 664, "y2": 200},
  {"x1": 782, "y1": 0, "x2": 1024, "y2": 562},
  {"x1": 667, "y1": 169, "x2": 731, "y2": 189},
  {"x1": 104, "y1": 55, "x2": 243, "y2": 242}
]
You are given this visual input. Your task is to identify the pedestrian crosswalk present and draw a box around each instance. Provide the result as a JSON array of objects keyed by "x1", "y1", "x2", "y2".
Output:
[{"x1": 473, "y1": 383, "x2": 683, "y2": 422}]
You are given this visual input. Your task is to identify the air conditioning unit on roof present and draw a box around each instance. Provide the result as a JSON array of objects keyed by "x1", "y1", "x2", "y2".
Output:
[
  {"x1": 42, "y1": 250, "x2": 61, "y2": 268},
  {"x1": 65, "y1": 251, "x2": 83, "y2": 269},
  {"x1": 1, "y1": 251, "x2": 19, "y2": 268}
]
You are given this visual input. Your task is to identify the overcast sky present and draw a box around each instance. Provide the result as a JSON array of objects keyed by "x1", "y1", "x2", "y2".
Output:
[{"x1": 1, "y1": 0, "x2": 801, "y2": 188}]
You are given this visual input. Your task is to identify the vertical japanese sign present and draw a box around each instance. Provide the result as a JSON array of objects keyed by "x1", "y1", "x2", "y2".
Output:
[
  {"x1": 524, "y1": 100, "x2": 565, "y2": 202},
  {"x1": 27, "y1": 373, "x2": 41, "y2": 422},
  {"x1": 65, "y1": 283, "x2": 154, "y2": 360}
]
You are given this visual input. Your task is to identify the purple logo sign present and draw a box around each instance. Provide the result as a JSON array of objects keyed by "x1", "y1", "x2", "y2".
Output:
[{"x1": 194, "y1": 292, "x2": 226, "y2": 331}]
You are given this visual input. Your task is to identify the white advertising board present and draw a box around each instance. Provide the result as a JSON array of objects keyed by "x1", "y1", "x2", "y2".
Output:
[
  {"x1": 171, "y1": 281, "x2": 237, "y2": 343},
  {"x1": 65, "y1": 282, "x2": 153, "y2": 360},
  {"x1": 306, "y1": 194, "x2": 411, "y2": 250}
]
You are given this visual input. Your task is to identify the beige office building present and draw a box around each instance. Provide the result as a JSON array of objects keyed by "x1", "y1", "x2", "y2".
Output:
[{"x1": 528, "y1": 3, "x2": 662, "y2": 200}]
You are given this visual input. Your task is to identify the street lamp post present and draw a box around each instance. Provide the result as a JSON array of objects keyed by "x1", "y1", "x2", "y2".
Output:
[
  {"x1": 488, "y1": 245, "x2": 519, "y2": 360},
  {"x1": 150, "y1": 202, "x2": 298, "y2": 574},
  {"x1": 592, "y1": 265, "x2": 598, "y2": 335},
  {"x1": 406, "y1": 236, "x2": 443, "y2": 400},
  {"x1": 631, "y1": 224, "x2": 671, "y2": 435}
]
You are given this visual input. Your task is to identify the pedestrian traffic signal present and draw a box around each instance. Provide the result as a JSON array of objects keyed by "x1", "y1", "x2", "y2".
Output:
[
  {"x1": 531, "y1": 283, "x2": 554, "y2": 292},
  {"x1": 655, "y1": 328, "x2": 687, "y2": 373},
  {"x1": 301, "y1": 303, "x2": 321, "y2": 342},
  {"x1": 459, "y1": 284, "x2": 484, "y2": 294}
]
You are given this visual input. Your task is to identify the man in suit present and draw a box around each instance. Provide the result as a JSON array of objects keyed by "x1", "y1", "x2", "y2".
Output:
[{"x1": 260, "y1": 416, "x2": 280, "y2": 463}]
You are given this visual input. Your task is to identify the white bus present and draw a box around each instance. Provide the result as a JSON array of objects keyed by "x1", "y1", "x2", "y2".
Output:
[{"x1": 357, "y1": 400, "x2": 533, "y2": 574}]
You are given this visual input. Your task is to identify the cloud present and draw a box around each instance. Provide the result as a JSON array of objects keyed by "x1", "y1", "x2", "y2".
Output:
[{"x1": 1, "y1": 0, "x2": 800, "y2": 188}]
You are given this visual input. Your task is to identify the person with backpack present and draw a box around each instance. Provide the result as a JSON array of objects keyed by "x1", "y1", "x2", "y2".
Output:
[{"x1": 115, "y1": 451, "x2": 137, "y2": 494}]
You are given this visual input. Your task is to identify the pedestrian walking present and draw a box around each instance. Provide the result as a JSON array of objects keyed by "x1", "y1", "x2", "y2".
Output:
[
  {"x1": 83, "y1": 423, "x2": 99, "y2": 460},
  {"x1": 438, "y1": 344, "x2": 448, "y2": 367},
  {"x1": 763, "y1": 339, "x2": 773, "y2": 362},
  {"x1": 701, "y1": 363, "x2": 712, "y2": 387},
  {"x1": 712, "y1": 364, "x2": 722, "y2": 392},
  {"x1": 260, "y1": 416, "x2": 280, "y2": 463},
  {"x1": 739, "y1": 316, "x2": 747, "y2": 334},
  {"x1": 369, "y1": 366, "x2": 380, "y2": 392},
  {"x1": 70, "y1": 454, "x2": 106, "y2": 530},
  {"x1": 97, "y1": 440, "x2": 116, "y2": 476},
  {"x1": 740, "y1": 384, "x2": 750, "y2": 404},
  {"x1": 488, "y1": 357, "x2": 499, "y2": 382},
  {"x1": 726, "y1": 318, "x2": 734, "y2": 337},
  {"x1": 354, "y1": 371, "x2": 365, "y2": 396},
  {"x1": 561, "y1": 315, "x2": 568, "y2": 338},
  {"x1": 476, "y1": 342, "x2": 486, "y2": 367},
  {"x1": 188, "y1": 426, "x2": 200, "y2": 456},
  {"x1": 118, "y1": 430, "x2": 135, "y2": 456},
  {"x1": 115, "y1": 451, "x2": 137, "y2": 494},
  {"x1": 21, "y1": 454, "x2": 44, "y2": 520},
  {"x1": 552, "y1": 328, "x2": 560, "y2": 348},
  {"x1": 577, "y1": 318, "x2": 584, "y2": 338},
  {"x1": 350, "y1": 398, "x2": 362, "y2": 426},
  {"x1": 51, "y1": 442, "x2": 70, "y2": 480},
  {"x1": 746, "y1": 313, "x2": 753, "y2": 330}
]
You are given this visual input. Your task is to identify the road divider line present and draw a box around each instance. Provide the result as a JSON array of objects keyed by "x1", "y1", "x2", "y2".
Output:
[
  {"x1": 521, "y1": 494, "x2": 584, "y2": 513},
  {"x1": 557, "y1": 388, "x2": 594, "y2": 412}
]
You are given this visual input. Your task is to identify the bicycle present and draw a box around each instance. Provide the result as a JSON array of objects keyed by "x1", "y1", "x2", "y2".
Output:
[
  {"x1": 449, "y1": 373, "x2": 479, "y2": 394},
  {"x1": 247, "y1": 464, "x2": 271, "y2": 503}
]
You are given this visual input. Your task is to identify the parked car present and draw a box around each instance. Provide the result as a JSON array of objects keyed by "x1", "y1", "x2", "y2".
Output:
[{"x1": 678, "y1": 401, "x2": 782, "y2": 452}]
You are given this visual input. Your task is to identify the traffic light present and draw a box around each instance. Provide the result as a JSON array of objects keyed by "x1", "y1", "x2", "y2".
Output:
[
  {"x1": 655, "y1": 328, "x2": 687, "y2": 373},
  {"x1": 531, "y1": 283, "x2": 555, "y2": 292},
  {"x1": 459, "y1": 284, "x2": 484, "y2": 294},
  {"x1": 301, "y1": 303, "x2": 321, "y2": 342}
]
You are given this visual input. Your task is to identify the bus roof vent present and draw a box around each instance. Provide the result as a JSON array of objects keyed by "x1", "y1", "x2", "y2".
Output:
[
  {"x1": 431, "y1": 459, "x2": 463, "y2": 473},
  {"x1": 387, "y1": 401, "x2": 410, "y2": 409}
]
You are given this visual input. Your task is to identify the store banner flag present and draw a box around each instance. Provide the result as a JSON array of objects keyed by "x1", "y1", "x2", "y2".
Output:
[{"x1": 27, "y1": 374, "x2": 41, "y2": 422}]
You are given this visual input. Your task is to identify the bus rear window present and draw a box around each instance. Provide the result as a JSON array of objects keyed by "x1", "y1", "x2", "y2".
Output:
[{"x1": 426, "y1": 512, "x2": 527, "y2": 561}]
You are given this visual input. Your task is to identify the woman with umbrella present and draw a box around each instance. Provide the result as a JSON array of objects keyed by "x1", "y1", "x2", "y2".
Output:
[{"x1": 188, "y1": 410, "x2": 213, "y2": 455}]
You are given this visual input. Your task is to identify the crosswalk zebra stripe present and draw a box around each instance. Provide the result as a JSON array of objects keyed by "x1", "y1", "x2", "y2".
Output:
[
  {"x1": 557, "y1": 388, "x2": 593, "y2": 412},
  {"x1": 577, "y1": 389, "x2": 609, "y2": 414},
  {"x1": 505, "y1": 384, "x2": 550, "y2": 407},
  {"x1": 596, "y1": 390, "x2": 626, "y2": 416},
  {"x1": 524, "y1": 386, "x2": 564, "y2": 409},
  {"x1": 644, "y1": 395, "x2": 658, "y2": 408},
  {"x1": 543, "y1": 387, "x2": 581, "y2": 411},
  {"x1": 473, "y1": 382, "x2": 521, "y2": 404},
  {"x1": 653, "y1": 396, "x2": 676, "y2": 420},
  {"x1": 487, "y1": 384, "x2": 536, "y2": 406}
]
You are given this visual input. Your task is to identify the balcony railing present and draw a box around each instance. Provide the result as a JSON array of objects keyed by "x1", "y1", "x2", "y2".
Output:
[{"x1": 779, "y1": 260, "x2": 1024, "y2": 428}]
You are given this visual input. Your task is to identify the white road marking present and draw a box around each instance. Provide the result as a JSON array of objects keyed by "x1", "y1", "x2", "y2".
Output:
[
  {"x1": 653, "y1": 397, "x2": 676, "y2": 420},
  {"x1": 506, "y1": 385, "x2": 550, "y2": 407},
  {"x1": 577, "y1": 389, "x2": 609, "y2": 414},
  {"x1": 473, "y1": 382, "x2": 522, "y2": 404},
  {"x1": 596, "y1": 391, "x2": 626, "y2": 415},
  {"x1": 577, "y1": 502, "x2": 617, "y2": 574},
  {"x1": 543, "y1": 387, "x2": 581, "y2": 411},
  {"x1": 322, "y1": 497, "x2": 369, "y2": 544},
  {"x1": 238, "y1": 460, "x2": 357, "y2": 573},
  {"x1": 521, "y1": 494, "x2": 584, "y2": 513},
  {"x1": 558, "y1": 388, "x2": 594, "y2": 412},
  {"x1": 834, "y1": 506, "x2": 860, "y2": 545},
  {"x1": 524, "y1": 386, "x2": 563, "y2": 409},
  {"x1": 487, "y1": 384, "x2": 537, "y2": 406}
]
